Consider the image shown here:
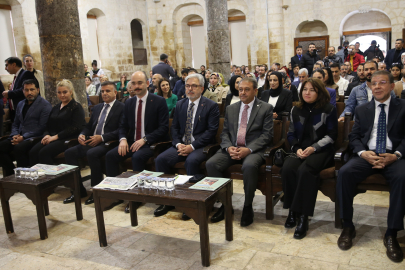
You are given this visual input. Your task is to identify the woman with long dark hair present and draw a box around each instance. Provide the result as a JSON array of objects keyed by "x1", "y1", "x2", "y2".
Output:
[
  {"x1": 224, "y1": 75, "x2": 242, "y2": 108},
  {"x1": 155, "y1": 77, "x2": 177, "y2": 115},
  {"x1": 322, "y1": 67, "x2": 339, "y2": 100}
]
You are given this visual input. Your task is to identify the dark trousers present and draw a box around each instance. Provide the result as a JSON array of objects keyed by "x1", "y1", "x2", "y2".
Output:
[
  {"x1": 29, "y1": 139, "x2": 68, "y2": 166},
  {"x1": 0, "y1": 139, "x2": 33, "y2": 176},
  {"x1": 337, "y1": 156, "x2": 405, "y2": 230},
  {"x1": 281, "y1": 149, "x2": 334, "y2": 216},
  {"x1": 65, "y1": 143, "x2": 109, "y2": 194},
  {"x1": 206, "y1": 149, "x2": 264, "y2": 206},
  {"x1": 105, "y1": 144, "x2": 154, "y2": 177},
  {"x1": 155, "y1": 146, "x2": 205, "y2": 175}
]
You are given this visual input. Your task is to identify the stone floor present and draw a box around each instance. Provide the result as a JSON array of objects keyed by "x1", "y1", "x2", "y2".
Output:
[{"x1": 0, "y1": 168, "x2": 404, "y2": 269}]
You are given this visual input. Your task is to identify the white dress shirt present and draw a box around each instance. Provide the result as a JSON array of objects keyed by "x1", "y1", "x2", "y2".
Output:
[
  {"x1": 134, "y1": 92, "x2": 148, "y2": 141},
  {"x1": 366, "y1": 84, "x2": 373, "y2": 101},
  {"x1": 335, "y1": 77, "x2": 349, "y2": 95},
  {"x1": 236, "y1": 98, "x2": 255, "y2": 146},
  {"x1": 177, "y1": 97, "x2": 201, "y2": 150},
  {"x1": 268, "y1": 96, "x2": 279, "y2": 107},
  {"x1": 230, "y1": 95, "x2": 240, "y2": 105},
  {"x1": 94, "y1": 99, "x2": 116, "y2": 141},
  {"x1": 258, "y1": 77, "x2": 265, "y2": 88}
]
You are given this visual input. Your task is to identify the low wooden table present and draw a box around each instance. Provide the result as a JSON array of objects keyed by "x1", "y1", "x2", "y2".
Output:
[
  {"x1": 0, "y1": 167, "x2": 83, "y2": 240},
  {"x1": 93, "y1": 172, "x2": 233, "y2": 267}
]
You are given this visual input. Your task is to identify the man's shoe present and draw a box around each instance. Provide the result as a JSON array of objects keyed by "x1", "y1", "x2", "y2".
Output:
[
  {"x1": 124, "y1": 203, "x2": 130, "y2": 213},
  {"x1": 284, "y1": 210, "x2": 296, "y2": 228},
  {"x1": 240, "y1": 205, "x2": 254, "y2": 227},
  {"x1": 293, "y1": 214, "x2": 308, "y2": 239},
  {"x1": 63, "y1": 191, "x2": 87, "y2": 204},
  {"x1": 154, "y1": 205, "x2": 175, "y2": 217},
  {"x1": 182, "y1": 213, "x2": 191, "y2": 221},
  {"x1": 84, "y1": 194, "x2": 94, "y2": 205},
  {"x1": 125, "y1": 202, "x2": 142, "y2": 213},
  {"x1": 337, "y1": 227, "x2": 356, "y2": 250},
  {"x1": 211, "y1": 205, "x2": 225, "y2": 223},
  {"x1": 384, "y1": 235, "x2": 403, "y2": 262}
]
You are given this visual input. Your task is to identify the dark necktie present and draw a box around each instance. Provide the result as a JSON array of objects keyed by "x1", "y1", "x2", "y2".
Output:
[
  {"x1": 136, "y1": 99, "x2": 143, "y2": 141},
  {"x1": 95, "y1": 104, "x2": 110, "y2": 135},
  {"x1": 375, "y1": 104, "x2": 386, "y2": 154},
  {"x1": 298, "y1": 55, "x2": 301, "y2": 61},
  {"x1": 8, "y1": 75, "x2": 16, "y2": 110},
  {"x1": 184, "y1": 102, "x2": 195, "y2": 145},
  {"x1": 237, "y1": 105, "x2": 249, "y2": 146}
]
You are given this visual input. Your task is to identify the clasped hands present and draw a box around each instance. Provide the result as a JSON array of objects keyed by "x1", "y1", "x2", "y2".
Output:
[
  {"x1": 78, "y1": 134, "x2": 103, "y2": 147},
  {"x1": 177, "y1": 144, "x2": 193, "y2": 156},
  {"x1": 228, "y1": 146, "x2": 251, "y2": 160},
  {"x1": 296, "y1": 147, "x2": 315, "y2": 159},
  {"x1": 360, "y1": 151, "x2": 396, "y2": 169},
  {"x1": 11, "y1": 135, "x2": 23, "y2": 145},
  {"x1": 118, "y1": 138, "x2": 146, "y2": 156},
  {"x1": 41, "y1": 135, "x2": 58, "y2": 145}
]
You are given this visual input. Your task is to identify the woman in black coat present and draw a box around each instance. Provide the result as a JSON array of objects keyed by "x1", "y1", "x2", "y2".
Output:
[
  {"x1": 260, "y1": 71, "x2": 293, "y2": 119},
  {"x1": 225, "y1": 75, "x2": 242, "y2": 108}
]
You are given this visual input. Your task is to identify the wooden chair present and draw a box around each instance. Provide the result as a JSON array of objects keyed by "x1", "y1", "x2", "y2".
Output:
[
  {"x1": 336, "y1": 102, "x2": 345, "y2": 119},
  {"x1": 338, "y1": 95, "x2": 345, "y2": 102},
  {"x1": 267, "y1": 112, "x2": 353, "y2": 227},
  {"x1": 219, "y1": 98, "x2": 226, "y2": 117}
]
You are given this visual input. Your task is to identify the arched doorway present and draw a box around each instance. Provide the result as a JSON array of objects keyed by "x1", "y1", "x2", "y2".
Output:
[
  {"x1": 86, "y1": 8, "x2": 105, "y2": 67},
  {"x1": 186, "y1": 15, "x2": 207, "y2": 69},
  {"x1": 130, "y1": 19, "x2": 147, "y2": 65},
  {"x1": 228, "y1": 9, "x2": 248, "y2": 66},
  {"x1": 294, "y1": 20, "x2": 329, "y2": 59}
]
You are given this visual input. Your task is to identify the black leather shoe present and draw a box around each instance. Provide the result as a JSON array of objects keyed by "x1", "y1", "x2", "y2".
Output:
[
  {"x1": 284, "y1": 210, "x2": 296, "y2": 228},
  {"x1": 124, "y1": 202, "x2": 142, "y2": 213},
  {"x1": 182, "y1": 213, "x2": 191, "y2": 220},
  {"x1": 154, "y1": 205, "x2": 175, "y2": 217},
  {"x1": 63, "y1": 191, "x2": 87, "y2": 204},
  {"x1": 124, "y1": 203, "x2": 130, "y2": 213},
  {"x1": 337, "y1": 227, "x2": 356, "y2": 250},
  {"x1": 293, "y1": 214, "x2": 308, "y2": 239},
  {"x1": 384, "y1": 235, "x2": 403, "y2": 262},
  {"x1": 84, "y1": 194, "x2": 94, "y2": 205},
  {"x1": 211, "y1": 205, "x2": 225, "y2": 223},
  {"x1": 240, "y1": 205, "x2": 254, "y2": 227}
]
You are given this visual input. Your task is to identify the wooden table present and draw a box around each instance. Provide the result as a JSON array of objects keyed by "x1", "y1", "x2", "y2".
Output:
[
  {"x1": 0, "y1": 167, "x2": 83, "y2": 240},
  {"x1": 93, "y1": 172, "x2": 233, "y2": 267}
]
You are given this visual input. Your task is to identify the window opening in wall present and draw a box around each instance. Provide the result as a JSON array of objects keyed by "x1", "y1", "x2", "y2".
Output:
[
  {"x1": 349, "y1": 35, "x2": 387, "y2": 58},
  {"x1": 131, "y1": 19, "x2": 147, "y2": 65},
  {"x1": 0, "y1": 5, "x2": 17, "y2": 75},
  {"x1": 87, "y1": 14, "x2": 101, "y2": 67}
]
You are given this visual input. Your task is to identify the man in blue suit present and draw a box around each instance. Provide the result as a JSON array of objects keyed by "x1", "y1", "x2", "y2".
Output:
[
  {"x1": 0, "y1": 79, "x2": 51, "y2": 176},
  {"x1": 63, "y1": 81, "x2": 125, "y2": 205},
  {"x1": 385, "y1": 39, "x2": 405, "y2": 71},
  {"x1": 154, "y1": 73, "x2": 220, "y2": 218}
]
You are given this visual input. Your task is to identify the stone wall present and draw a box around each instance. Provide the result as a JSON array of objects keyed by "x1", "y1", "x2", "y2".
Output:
[{"x1": 1, "y1": 0, "x2": 405, "y2": 87}]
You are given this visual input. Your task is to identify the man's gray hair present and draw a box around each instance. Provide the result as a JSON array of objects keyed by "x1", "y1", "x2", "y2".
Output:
[
  {"x1": 240, "y1": 77, "x2": 258, "y2": 89},
  {"x1": 185, "y1": 73, "x2": 204, "y2": 87},
  {"x1": 298, "y1": 68, "x2": 308, "y2": 76}
]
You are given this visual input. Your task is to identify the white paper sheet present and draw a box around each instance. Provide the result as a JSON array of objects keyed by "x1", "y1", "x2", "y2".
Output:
[{"x1": 174, "y1": 175, "x2": 193, "y2": 185}]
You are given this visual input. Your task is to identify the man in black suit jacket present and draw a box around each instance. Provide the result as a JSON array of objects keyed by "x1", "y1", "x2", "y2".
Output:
[
  {"x1": 300, "y1": 43, "x2": 321, "y2": 77},
  {"x1": 106, "y1": 71, "x2": 169, "y2": 179},
  {"x1": 0, "y1": 79, "x2": 51, "y2": 176},
  {"x1": 2, "y1": 57, "x2": 35, "y2": 121},
  {"x1": 206, "y1": 77, "x2": 273, "y2": 226},
  {"x1": 385, "y1": 39, "x2": 405, "y2": 71},
  {"x1": 337, "y1": 71, "x2": 405, "y2": 262},
  {"x1": 291, "y1": 46, "x2": 303, "y2": 68},
  {"x1": 63, "y1": 81, "x2": 125, "y2": 205},
  {"x1": 0, "y1": 78, "x2": 5, "y2": 136},
  {"x1": 154, "y1": 74, "x2": 220, "y2": 218}
]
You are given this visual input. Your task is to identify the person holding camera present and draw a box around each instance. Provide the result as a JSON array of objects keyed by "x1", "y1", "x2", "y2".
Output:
[
  {"x1": 323, "y1": 46, "x2": 343, "y2": 67},
  {"x1": 152, "y1": 53, "x2": 176, "y2": 80},
  {"x1": 89, "y1": 60, "x2": 105, "y2": 88},
  {"x1": 63, "y1": 81, "x2": 125, "y2": 205},
  {"x1": 300, "y1": 43, "x2": 321, "y2": 76}
]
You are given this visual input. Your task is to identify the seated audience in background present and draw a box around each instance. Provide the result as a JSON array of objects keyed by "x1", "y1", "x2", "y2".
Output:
[
  {"x1": 155, "y1": 77, "x2": 178, "y2": 115},
  {"x1": 257, "y1": 65, "x2": 267, "y2": 88},
  {"x1": 218, "y1": 73, "x2": 229, "y2": 90},
  {"x1": 90, "y1": 60, "x2": 104, "y2": 89},
  {"x1": 337, "y1": 70, "x2": 405, "y2": 263},
  {"x1": 282, "y1": 78, "x2": 337, "y2": 240},
  {"x1": 260, "y1": 71, "x2": 293, "y2": 119},
  {"x1": 345, "y1": 63, "x2": 365, "y2": 96},
  {"x1": 340, "y1": 64, "x2": 354, "y2": 83},
  {"x1": 397, "y1": 64, "x2": 405, "y2": 98},
  {"x1": 154, "y1": 73, "x2": 220, "y2": 219},
  {"x1": 390, "y1": 63, "x2": 402, "y2": 83},
  {"x1": 354, "y1": 42, "x2": 364, "y2": 56},
  {"x1": 292, "y1": 68, "x2": 309, "y2": 96},
  {"x1": 385, "y1": 39, "x2": 405, "y2": 70},
  {"x1": 208, "y1": 73, "x2": 227, "y2": 103},
  {"x1": 271, "y1": 63, "x2": 279, "y2": 71},
  {"x1": 372, "y1": 57, "x2": 381, "y2": 63},
  {"x1": 85, "y1": 76, "x2": 97, "y2": 96},
  {"x1": 105, "y1": 71, "x2": 169, "y2": 213},
  {"x1": 23, "y1": 54, "x2": 45, "y2": 97},
  {"x1": 116, "y1": 74, "x2": 129, "y2": 97},
  {"x1": 0, "y1": 79, "x2": 51, "y2": 176},
  {"x1": 288, "y1": 62, "x2": 294, "y2": 79},
  {"x1": 173, "y1": 68, "x2": 188, "y2": 97},
  {"x1": 120, "y1": 80, "x2": 135, "y2": 103},
  {"x1": 344, "y1": 62, "x2": 358, "y2": 78},
  {"x1": 312, "y1": 69, "x2": 337, "y2": 107},
  {"x1": 63, "y1": 81, "x2": 125, "y2": 205},
  {"x1": 227, "y1": 66, "x2": 242, "y2": 84},
  {"x1": 29, "y1": 79, "x2": 85, "y2": 166},
  {"x1": 378, "y1": 62, "x2": 387, "y2": 71},
  {"x1": 225, "y1": 75, "x2": 243, "y2": 108},
  {"x1": 244, "y1": 66, "x2": 253, "y2": 78},
  {"x1": 206, "y1": 77, "x2": 273, "y2": 226},
  {"x1": 345, "y1": 45, "x2": 365, "y2": 72},
  {"x1": 200, "y1": 65, "x2": 206, "y2": 77},
  {"x1": 338, "y1": 61, "x2": 396, "y2": 121},
  {"x1": 246, "y1": 73, "x2": 254, "y2": 78},
  {"x1": 84, "y1": 64, "x2": 90, "y2": 77},
  {"x1": 312, "y1": 63, "x2": 322, "y2": 72},
  {"x1": 321, "y1": 67, "x2": 339, "y2": 99},
  {"x1": 323, "y1": 46, "x2": 343, "y2": 67},
  {"x1": 149, "y1": 73, "x2": 163, "y2": 94},
  {"x1": 291, "y1": 64, "x2": 300, "y2": 82},
  {"x1": 330, "y1": 63, "x2": 349, "y2": 96},
  {"x1": 254, "y1": 65, "x2": 259, "y2": 78}
]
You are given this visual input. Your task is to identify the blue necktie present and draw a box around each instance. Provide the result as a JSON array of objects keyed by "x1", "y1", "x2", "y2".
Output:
[
  {"x1": 375, "y1": 104, "x2": 386, "y2": 154},
  {"x1": 95, "y1": 104, "x2": 110, "y2": 135},
  {"x1": 184, "y1": 102, "x2": 195, "y2": 145}
]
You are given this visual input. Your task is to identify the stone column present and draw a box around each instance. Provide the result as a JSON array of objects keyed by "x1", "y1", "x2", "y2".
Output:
[
  {"x1": 205, "y1": 0, "x2": 231, "y2": 83},
  {"x1": 35, "y1": 0, "x2": 88, "y2": 113}
]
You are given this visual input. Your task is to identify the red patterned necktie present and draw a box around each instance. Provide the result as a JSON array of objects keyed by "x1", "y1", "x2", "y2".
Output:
[
  {"x1": 236, "y1": 104, "x2": 249, "y2": 146},
  {"x1": 136, "y1": 100, "x2": 143, "y2": 141}
]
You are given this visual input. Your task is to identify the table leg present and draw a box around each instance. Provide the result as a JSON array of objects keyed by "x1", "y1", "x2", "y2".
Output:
[
  {"x1": 129, "y1": 201, "x2": 138, "y2": 227},
  {"x1": 224, "y1": 183, "x2": 233, "y2": 241},
  {"x1": 44, "y1": 199, "x2": 50, "y2": 216},
  {"x1": 94, "y1": 191, "x2": 107, "y2": 247},
  {"x1": 73, "y1": 169, "x2": 83, "y2": 221},
  {"x1": 198, "y1": 202, "x2": 210, "y2": 267},
  {"x1": 0, "y1": 188, "x2": 14, "y2": 234},
  {"x1": 35, "y1": 189, "x2": 48, "y2": 240}
]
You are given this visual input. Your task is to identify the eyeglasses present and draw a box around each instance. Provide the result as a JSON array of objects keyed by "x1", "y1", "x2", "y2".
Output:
[
  {"x1": 185, "y1": 84, "x2": 201, "y2": 89},
  {"x1": 371, "y1": 81, "x2": 389, "y2": 87}
]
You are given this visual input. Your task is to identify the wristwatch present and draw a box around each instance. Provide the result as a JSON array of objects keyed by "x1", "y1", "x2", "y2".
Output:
[
  {"x1": 394, "y1": 151, "x2": 401, "y2": 160},
  {"x1": 142, "y1": 136, "x2": 148, "y2": 144}
]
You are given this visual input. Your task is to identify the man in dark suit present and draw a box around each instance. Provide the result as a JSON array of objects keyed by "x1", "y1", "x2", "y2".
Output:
[
  {"x1": 63, "y1": 81, "x2": 125, "y2": 205},
  {"x1": 0, "y1": 79, "x2": 51, "y2": 176},
  {"x1": 385, "y1": 39, "x2": 405, "y2": 71},
  {"x1": 2, "y1": 57, "x2": 35, "y2": 121},
  {"x1": 291, "y1": 45, "x2": 303, "y2": 68},
  {"x1": 154, "y1": 74, "x2": 220, "y2": 218},
  {"x1": 337, "y1": 70, "x2": 405, "y2": 262},
  {"x1": 300, "y1": 43, "x2": 321, "y2": 77},
  {"x1": 105, "y1": 71, "x2": 169, "y2": 210},
  {"x1": 206, "y1": 77, "x2": 273, "y2": 226},
  {"x1": 0, "y1": 78, "x2": 5, "y2": 136}
]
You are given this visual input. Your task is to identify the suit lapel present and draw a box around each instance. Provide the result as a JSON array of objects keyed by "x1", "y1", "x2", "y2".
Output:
[
  {"x1": 104, "y1": 102, "x2": 116, "y2": 127},
  {"x1": 232, "y1": 102, "x2": 241, "y2": 137},
  {"x1": 274, "y1": 91, "x2": 285, "y2": 110},
  {"x1": 144, "y1": 94, "x2": 154, "y2": 130},
  {"x1": 193, "y1": 97, "x2": 205, "y2": 130},
  {"x1": 246, "y1": 99, "x2": 260, "y2": 132},
  {"x1": 387, "y1": 98, "x2": 399, "y2": 133},
  {"x1": 365, "y1": 101, "x2": 375, "y2": 137}
]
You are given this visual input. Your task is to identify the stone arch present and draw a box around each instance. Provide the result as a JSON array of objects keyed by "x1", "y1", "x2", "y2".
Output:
[
  {"x1": 339, "y1": 9, "x2": 391, "y2": 35},
  {"x1": 295, "y1": 20, "x2": 328, "y2": 38},
  {"x1": 86, "y1": 8, "x2": 107, "y2": 65},
  {"x1": 227, "y1": 9, "x2": 248, "y2": 66}
]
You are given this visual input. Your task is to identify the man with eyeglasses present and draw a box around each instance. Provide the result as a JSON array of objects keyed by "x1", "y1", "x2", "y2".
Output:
[
  {"x1": 206, "y1": 77, "x2": 273, "y2": 227},
  {"x1": 338, "y1": 61, "x2": 396, "y2": 122},
  {"x1": 154, "y1": 73, "x2": 220, "y2": 219},
  {"x1": 337, "y1": 70, "x2": 405, "y2": 263}
]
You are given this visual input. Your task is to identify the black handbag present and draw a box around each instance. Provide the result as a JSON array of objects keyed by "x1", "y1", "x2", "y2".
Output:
[{"x1": 273, "y1": 149, "x2": 298, "y2": 167}]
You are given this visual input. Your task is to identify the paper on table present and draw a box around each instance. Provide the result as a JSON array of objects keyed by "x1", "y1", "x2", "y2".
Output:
[{"x1": 174, "y1": 175, "x2": 193, "y2": 185}]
